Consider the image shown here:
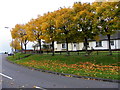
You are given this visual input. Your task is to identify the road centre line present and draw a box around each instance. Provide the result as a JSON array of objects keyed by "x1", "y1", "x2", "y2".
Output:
[
  {"x1": 34, "y1": 86, "x2": 47, "y2": 90},
  {"x1": 0, "y1": 73, "x2": 13, "y2": 80}
]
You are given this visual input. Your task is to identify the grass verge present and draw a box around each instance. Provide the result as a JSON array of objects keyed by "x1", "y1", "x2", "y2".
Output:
[{"x1": 7, "y1": 52, "x2": 120, "y2": 80}]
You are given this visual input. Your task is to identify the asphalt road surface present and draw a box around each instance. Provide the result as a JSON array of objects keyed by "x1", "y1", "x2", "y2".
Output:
[{"x1": 0, "y1": 54, "x2": 119, "y2": 89}]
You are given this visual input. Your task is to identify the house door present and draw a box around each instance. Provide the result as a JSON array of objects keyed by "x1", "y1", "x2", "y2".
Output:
[{"x1": 73, "y1": 43, "x2": 77, "y2": 51}]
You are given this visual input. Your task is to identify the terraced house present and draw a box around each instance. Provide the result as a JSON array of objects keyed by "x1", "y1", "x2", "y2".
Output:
[
  {"x1": 33, "y1": 31, "x2": 120, "y2": 51},
  {"x1": 55, "y1": 31, "x2": 120, "y2": 51}
]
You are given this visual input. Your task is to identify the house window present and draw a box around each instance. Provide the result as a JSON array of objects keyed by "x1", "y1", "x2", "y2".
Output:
[
  {"x1": 110, "y1": 41, "x2": 114, "y2": 46},
  {"x1": 84, "y1": 42, "x2": 89, "y2": 47},
  {"x1": 62, "y1": 43, "x2": 66, "y2": 49},
  {"x1": 96, "y1": 41, "x2": 102, "y2": 47},
  {"x1": 74, "y1": 44, "x2": 76, "y2": 48}
]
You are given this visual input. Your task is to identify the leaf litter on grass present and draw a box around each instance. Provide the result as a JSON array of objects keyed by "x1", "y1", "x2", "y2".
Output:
[{"x1": 16, "y1": 59, "x2": 120, "y2": 80}]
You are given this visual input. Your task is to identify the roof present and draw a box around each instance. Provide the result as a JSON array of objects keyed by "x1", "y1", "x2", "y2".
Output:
[{"x1": 99, "y1": 30, "x2": 120, "y2": 40}]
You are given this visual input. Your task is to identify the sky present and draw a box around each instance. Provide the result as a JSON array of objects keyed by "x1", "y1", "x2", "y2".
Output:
[{"x1": 0, "y1": 0, "x2": 95, "y2": 53}]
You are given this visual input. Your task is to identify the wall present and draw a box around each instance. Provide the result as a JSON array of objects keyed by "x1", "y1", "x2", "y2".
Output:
[
  {"x1": 116, "y1": 40, "x2": 120, "y2": 49},
  {"x1": 55, "y1": 39, "x2": 120, "y2": 51},
  {"x1": 89, "y1": 41, "x2": 108, "y2": 50}
]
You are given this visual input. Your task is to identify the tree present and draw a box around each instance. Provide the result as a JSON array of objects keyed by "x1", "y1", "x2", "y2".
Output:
[
  {"x1": 55, "y1": 7, "x2": 75, "y2": 55},
  {"x1": 95, "y1": 1, "x2": 120, "y2": 55},
  {"x1": 73, "y1": 2, "x2": 97, "y2": 55},
  {"x1": 10, "y1": 39, "x2": 21, "y2": 52},
  {"x1": 11, "y1": 24, "x2": 22, "y2": 50},
  {"x1": 41, "y1": 11, "x2": 59, "y2": 56},
  {"x1": 11, "y1": 24, "x2": 29, "y2": 53},
  {"x1": 26, "y1": 16, "x2": 44, "y2": 54}
]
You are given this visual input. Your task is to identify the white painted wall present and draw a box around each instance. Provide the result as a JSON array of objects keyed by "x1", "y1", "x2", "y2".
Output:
[
  {"x1": 89, "y1": 41, "x2": 108, "y2": 50},
  {"x1": 56, "y1": 44, "x2": 62, "y2": 51},
  {"x1": 55, "y1": 39, "x2": 120, "y2": 51},
  {"x1": 78, "y1": 43, "x2": 83, "y2": 50},
  {"x1": 116, "y1": 40, "x2": 120, "y2": 49},
  {"x1": 54, "y1": 41, "x2": 57, "y2": 51}
]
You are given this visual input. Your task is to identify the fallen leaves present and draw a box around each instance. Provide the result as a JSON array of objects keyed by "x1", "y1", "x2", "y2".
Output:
[{"x1": 16, "y1": 60, "x2": 120, "y2": 79}]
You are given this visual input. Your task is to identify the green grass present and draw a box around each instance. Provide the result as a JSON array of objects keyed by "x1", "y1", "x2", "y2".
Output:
[
  {"x1": 7, "y1": 52, "x2": 120, "y2": 80},
  {"x1": 8, "y1": 53, "x2": 32, "y2": 61}
]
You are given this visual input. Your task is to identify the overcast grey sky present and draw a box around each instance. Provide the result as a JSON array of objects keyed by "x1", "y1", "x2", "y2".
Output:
[{"x1": 0, "y1": 0, "x2": 95, "y2": 53}]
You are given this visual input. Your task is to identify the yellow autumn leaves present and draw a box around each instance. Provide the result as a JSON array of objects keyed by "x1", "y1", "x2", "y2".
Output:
[
  {"x1": 10, "y1": 1, "x2": 119, "y2": 53},
  {"x1": 17, "y1": 59, "x2": 119, "y2": 79}
]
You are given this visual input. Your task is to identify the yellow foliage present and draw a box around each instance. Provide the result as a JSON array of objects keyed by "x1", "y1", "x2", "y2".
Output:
[
  {"x1": 10, "y1": 39, "x2": 21, "y2": 50},
  {"x1": 41, "y1": 22, "x2": 49, "y2": 30},
  {"x1": 10, "y1": 1, "x2": 119, "y2": 45},
  {"x1": 39, "y1": 35, "x2": 45, "y2": 39},
  {"x1": 94, "y1": 35, "x2": 100, "y2": 42}
]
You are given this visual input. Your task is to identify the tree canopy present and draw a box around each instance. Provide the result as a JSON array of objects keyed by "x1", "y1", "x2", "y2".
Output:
[{"x1": 10, "y1": 1, "x2": 120, "y2": 55}]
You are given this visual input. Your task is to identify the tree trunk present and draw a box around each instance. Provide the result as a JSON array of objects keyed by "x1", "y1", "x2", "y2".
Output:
[
  {"x1": 66, "y1": 38, "x2": 69, "y2": 55},
  {"x1": 84, "y1": 37, "x2": 88, "y2": 55},
  {"x1": 38, "y1": 39, "x2": 42, "y2": 54},
  {"x1": 24, "y1": 43, "x2": 27, "y2": 54},
  {"x1": 52, "y1": 41, "x2": 55, "y2": 56},
  {"x1": 107, "y1": 34, "x2": 112, "y2": 55}
]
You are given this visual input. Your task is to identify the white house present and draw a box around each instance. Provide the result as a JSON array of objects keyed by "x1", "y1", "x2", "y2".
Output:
[
  {"x1": 33, "y1": 31, "x2": 120, "y2": 51},
  {"x1": 54, "y1": 31, "x2": 120, "y2": 51}
]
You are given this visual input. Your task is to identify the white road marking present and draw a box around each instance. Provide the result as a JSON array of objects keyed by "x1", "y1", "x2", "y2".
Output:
[
  {"x1": 0, "y1": 73, "x2": 13, "y2": 80},
  {"x1": 34, "y1": 86, "x2": 47, "y2": 90}
]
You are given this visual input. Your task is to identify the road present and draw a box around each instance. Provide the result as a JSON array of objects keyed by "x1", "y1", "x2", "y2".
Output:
[{"x1": 0, "y1": 54, "x2": 119, "y2": 89}]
